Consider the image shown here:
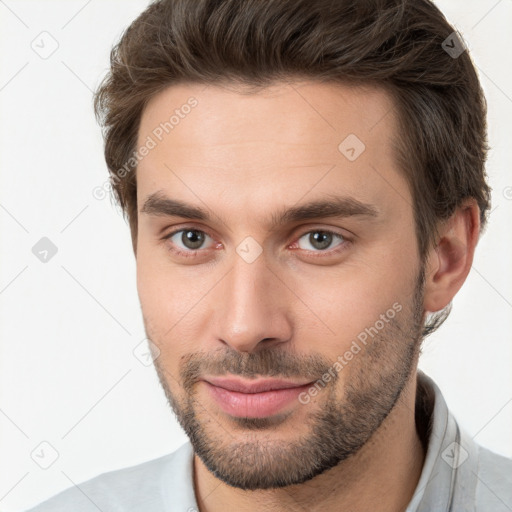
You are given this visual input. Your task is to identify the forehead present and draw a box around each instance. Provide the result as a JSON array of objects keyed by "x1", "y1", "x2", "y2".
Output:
[
  {"x1": 138, "y1": 80, "x2": 397, "y2": 150},
  {"x1": 135, "y1": 80, "x2": 408, "y2": 221}
]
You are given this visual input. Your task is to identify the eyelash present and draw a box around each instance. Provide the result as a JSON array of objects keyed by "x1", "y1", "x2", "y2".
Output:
[{"x1": 162, "y1": 227, "x2": 349, "y2": 259}]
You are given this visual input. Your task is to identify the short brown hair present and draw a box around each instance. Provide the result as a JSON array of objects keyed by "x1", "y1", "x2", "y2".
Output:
[{"x1": 94, "y1": 0, "x2": 491, "y2": 334}]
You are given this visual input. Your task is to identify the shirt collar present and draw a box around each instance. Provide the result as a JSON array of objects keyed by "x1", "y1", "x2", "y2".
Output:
[{"x1": 407, "y1": 370, "x2": 478, "y2": 512}]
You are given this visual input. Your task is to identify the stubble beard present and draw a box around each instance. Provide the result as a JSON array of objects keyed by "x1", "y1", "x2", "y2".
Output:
[{"x1": 150, "y1": 271, "x2": 425, "y2": 490}]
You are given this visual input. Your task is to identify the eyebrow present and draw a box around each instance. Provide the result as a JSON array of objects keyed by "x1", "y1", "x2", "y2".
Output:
[{"x1": 140, "y1": 191, "x2": 379, "y2": 228}]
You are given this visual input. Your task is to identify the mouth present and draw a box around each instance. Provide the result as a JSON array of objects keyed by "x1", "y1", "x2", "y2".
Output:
[{"x1": 201, "y1": 376, "x2": 313, "y2": 418}]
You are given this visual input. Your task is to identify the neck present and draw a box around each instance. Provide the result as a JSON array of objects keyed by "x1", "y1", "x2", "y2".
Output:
[{"x1": 193, "y1": 371, "x2": 425, "y2": 512}]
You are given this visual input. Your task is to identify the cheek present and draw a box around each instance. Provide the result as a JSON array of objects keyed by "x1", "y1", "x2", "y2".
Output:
[
  {"x1": 136, "y1": 246, "x2": 215, "y2": 359},
  {"x1": 289, "y1": 252, "x2": 416, "y2": 357},
  {"x1": 136, "y1": 245, "x2": 182, "y2": 336},
  {"x1": 137, "y1": 256, "x2": 167, "y2": 318},
  {"x1": 136, "y1": 236, "x2": 184, "y2": 306}
]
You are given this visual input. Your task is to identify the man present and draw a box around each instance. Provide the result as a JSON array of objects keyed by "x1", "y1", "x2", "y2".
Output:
[{"x1": 28, "y1": 0, "x2": 512, "y2": 510}]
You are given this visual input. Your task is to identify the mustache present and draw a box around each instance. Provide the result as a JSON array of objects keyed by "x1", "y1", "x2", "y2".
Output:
[{"x1": 179, "y1": 346, "x2": 336, "y2": 391}]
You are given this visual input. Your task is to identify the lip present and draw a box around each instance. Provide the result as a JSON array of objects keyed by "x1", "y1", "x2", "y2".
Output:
[
  {"x1": 204, "y1": 376, "x2": 312, "y2": 393},
  {"x1": 202, "y1": 376, "x2": 313, "y2": 418}
]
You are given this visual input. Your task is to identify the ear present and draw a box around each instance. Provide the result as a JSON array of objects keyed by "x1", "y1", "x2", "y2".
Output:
[{"x1": 423, "y1": 199, "x2": 481, "y2": 313}]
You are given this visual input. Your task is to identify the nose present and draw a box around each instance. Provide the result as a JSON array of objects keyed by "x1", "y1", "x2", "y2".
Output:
[{"x1": 213, "y1": 254, "x2": 292, "y2": 353}]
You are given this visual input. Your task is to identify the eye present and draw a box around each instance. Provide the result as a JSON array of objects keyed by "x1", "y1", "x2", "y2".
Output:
[
  {"x1": 296, "y1": 230, "x2": 345, "y2": 252},
  {"x1": 162, "y1": 227, "x2": 348, "y2": 260},
  {"x1": 165, "y1": 228, "x2": 216, "y2": 254}
]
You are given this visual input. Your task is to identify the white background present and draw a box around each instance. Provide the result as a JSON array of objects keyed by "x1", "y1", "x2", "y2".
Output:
[{"x1": 0, "y1": 1, "x2": 511, "y2": 510}]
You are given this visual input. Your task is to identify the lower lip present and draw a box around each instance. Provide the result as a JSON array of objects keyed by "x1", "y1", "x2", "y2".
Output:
[{"x1": 203, "y1": 381, "x2": 312, "y2": 418}]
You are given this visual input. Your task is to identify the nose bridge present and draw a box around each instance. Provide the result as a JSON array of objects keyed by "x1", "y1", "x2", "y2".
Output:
[{"x1": 214, "y1": 253, "x2": 290, "y2": 353}]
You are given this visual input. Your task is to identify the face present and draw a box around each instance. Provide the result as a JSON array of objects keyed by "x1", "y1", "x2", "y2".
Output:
[{"x1": 135, "y1": 81, "x2": 425, "y2": 490}]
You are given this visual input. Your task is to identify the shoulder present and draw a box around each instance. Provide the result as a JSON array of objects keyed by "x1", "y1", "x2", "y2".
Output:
[
  {"x1": 25, "y1": 442, "x2": 194, "y2": 512},
  {"x1": 475, "y1": 444, "x2": 512, "y2": 511}
]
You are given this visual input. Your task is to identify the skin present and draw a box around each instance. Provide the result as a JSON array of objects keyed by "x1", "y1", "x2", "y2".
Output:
[{"x1": 134, "y1": 81, "x2": 480, "y2": 512}]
